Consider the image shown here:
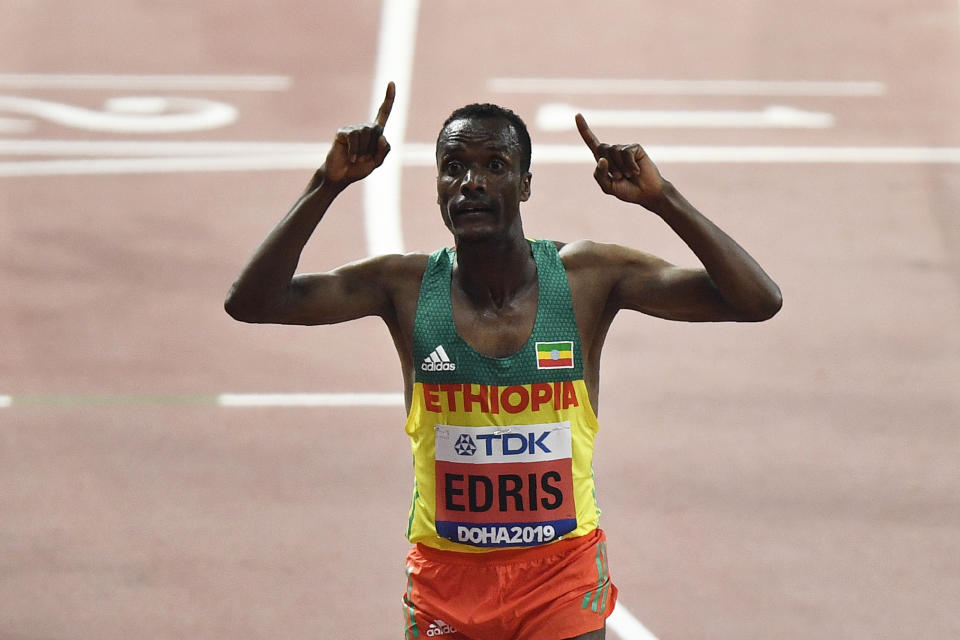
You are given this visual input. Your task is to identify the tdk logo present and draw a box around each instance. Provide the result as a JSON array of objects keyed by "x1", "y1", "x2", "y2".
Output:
[
  {"x1": 422, "y1": 345, "x2": 456, "y2": 372},
  {"x1": 477, "y1": 432, "x2": 551, "y2": 456},
  {"x1": 436, "y1": 424, "x2": 571, "y2": 467},
  {"x1": 454, "y1": 434, "x2": 476, "y2": 456}
]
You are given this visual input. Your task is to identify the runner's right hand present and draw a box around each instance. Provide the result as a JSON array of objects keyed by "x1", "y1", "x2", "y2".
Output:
[{"x1": 322, "y1": 82, "x2": 395, "y2": 187}]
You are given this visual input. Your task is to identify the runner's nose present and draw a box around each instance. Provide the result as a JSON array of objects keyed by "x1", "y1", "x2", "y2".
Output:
[{"x1": 460, "y1": 167, "x2": 485, "y2": 193}]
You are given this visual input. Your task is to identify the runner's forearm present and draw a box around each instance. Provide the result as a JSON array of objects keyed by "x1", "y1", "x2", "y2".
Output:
[{"x1": 650, "y1": 181, "x2": 782, "y2": 319}]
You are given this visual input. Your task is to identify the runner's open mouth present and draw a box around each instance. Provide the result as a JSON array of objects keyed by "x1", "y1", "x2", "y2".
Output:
[{"x1": 453, "y1": 202, "x2": 495, "y2": 216}]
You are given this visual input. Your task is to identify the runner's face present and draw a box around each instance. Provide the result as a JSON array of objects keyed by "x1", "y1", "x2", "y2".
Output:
[{"x1": 436, "y1": 117, "x2": 531, "y2": 241}]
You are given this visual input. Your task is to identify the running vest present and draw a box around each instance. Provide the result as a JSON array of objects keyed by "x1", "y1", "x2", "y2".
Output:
[{"x1": 404, "y1": 239, "x2": 602, "y2": 553}]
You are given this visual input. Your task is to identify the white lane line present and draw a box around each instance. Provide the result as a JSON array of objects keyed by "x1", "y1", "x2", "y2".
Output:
[
  {"x1": 0, "y1": 117, "x2": 33, "y2": 133},
  {"x1": 607, "y1": 603, "x2": 661, "y2": 640},
  {"x1": 363, "y1": 0, "x2": 420, "y2": 256},
  {"x1": 0, "y1": 154, "x2": 326, "y2": 176},
  {"x1": 489, "y1": 77, "x2": 886, "y2": 96},
  {"x1": 640, "y1": 146, "x2": 960, "y2": 164},
  {"x1": 537, "y1": 103, "x2": 834, "y2": 131},
  {"x1": 4, "y1": 143, "x2": 960, "y2": 176},
  {"x1": 0, "y1": 139, "x2": 327, "y2": 156},
  {"x1": 0, "y1": 73, "x2": 291, "y2": 91},
  {"x1": 401, "y1": 143, "x2": 960, "y2": 166},
  {"x1": 0, "y1": 393, "x2": 404, "y2": 407},
  {"x1": 8, "y1": 140, "x2": 960, "y2": 165},
  {"x1": 217, "y1": 393, "x2": 404, "y2": 407}
]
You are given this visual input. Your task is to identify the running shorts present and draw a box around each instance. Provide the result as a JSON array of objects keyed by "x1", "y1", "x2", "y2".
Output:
[{"x1": 402, "y1": 528, "x2": 616, "y2": 640}]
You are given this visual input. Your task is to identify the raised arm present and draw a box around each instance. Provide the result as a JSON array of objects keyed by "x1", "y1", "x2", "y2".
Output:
[
  {"x1": 574, "y1": 113, "x2": 782, "y2": 322},
  {"x1": 224, "y1": 83, "x2": 401, "y2": 325}
]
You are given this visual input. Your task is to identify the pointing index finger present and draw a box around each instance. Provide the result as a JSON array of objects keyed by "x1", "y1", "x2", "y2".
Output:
[
  {"x1": 374, "y1": 81, "x2": 396, "y2": 127},
  {"x1": 575, "y1": 112, "x2": 601, "y2": 159}
]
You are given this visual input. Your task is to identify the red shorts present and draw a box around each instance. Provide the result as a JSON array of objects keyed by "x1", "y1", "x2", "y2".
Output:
[{"x1": 402, "y1": 528, "x2": 617, "y2": 640}]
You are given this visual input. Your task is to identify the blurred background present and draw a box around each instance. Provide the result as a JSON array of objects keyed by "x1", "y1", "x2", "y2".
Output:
[{"x1": 2, "y1": 1, "x2": 958, "y2": 638}]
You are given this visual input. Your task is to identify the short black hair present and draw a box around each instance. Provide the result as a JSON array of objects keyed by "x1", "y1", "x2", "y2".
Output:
[{"x1": 437, "y1": 103, "x2": 532, "y2": 173}]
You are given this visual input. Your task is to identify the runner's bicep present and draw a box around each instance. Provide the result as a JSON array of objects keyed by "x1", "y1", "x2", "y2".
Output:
[
  {"x1": 612, "y1": 263, "x2": 741, "y2": 321},
  {"x1": 280, "y1": 263, "x2": 393, "y2": 325}
]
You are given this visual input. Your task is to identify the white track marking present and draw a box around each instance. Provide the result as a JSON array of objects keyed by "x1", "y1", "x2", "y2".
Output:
[
  {"x1": 217, "y1": 393, "x2": 404, "y2": 407},
  {"x1": 489, "y1": 77, "x2": 885, "y2": 96},
  {"x1": 401, "y1": 143, "x2": 960, "y2": 166},
  {"x1": 0, "y1": 73, "x2": 290, "y2": 91},
  {"x1": 607, "y1": 604, "x2": 661, "y2": 640},
  {"x1": 0, "y1": 139, "x2": 326, "y2": 156},
  {"x1": 0, "y1": 155, "x2": 327, "y2": 176},
  {"x1": 0, "y1": 95, "x2": 237, "y2": 133},
  {"x1": 0, "y1": 393, "x2": 404, "y2": 408},
  {"x1": 538, "y1": 103, "x2": 834, "y2": 131},
  {"x1": 0, "y1": 117, "x2": 32, "y2": 133},
  {"x1": 362, "y1": 0, "x2": 420, "y2": 256},
  {"x1": 4, "y1": 143, "x2": 960, "y2": 176},
  {"x1": 631, "y1": 146, "x2": 960, "y2": 164}
]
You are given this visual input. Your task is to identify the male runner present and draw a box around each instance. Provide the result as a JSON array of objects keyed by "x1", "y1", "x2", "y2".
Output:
[{"x1": 225, "y1": 82, "x2": 782, "y2": 639}]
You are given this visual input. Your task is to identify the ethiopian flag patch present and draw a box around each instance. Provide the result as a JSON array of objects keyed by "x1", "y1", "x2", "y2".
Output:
[{"x1": 536, "y1": 341, "x2": 575, "y2": 369}]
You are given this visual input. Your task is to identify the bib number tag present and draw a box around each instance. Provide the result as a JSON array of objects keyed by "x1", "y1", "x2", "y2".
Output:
[{"x1": 434, "y1": 422, "x2": 577, "y2": 548}]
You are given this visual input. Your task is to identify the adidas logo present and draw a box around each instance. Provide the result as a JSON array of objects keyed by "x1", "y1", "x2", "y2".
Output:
[
  {"x1": 421, "y1": 345, "x2": 456, "y2": 372},
  {"x1": 426, "y1": 619, "x2": 458, "y2": 636}
]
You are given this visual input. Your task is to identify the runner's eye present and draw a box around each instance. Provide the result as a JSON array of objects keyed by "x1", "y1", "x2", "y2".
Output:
[{"x1": 444, "y1": 161, "x2": 464, "y2": 175}]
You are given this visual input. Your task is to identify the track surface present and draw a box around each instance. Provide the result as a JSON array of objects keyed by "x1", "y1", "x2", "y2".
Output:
[{"x1": 2, "y1": 1, "x2": 959, "y2": 638}]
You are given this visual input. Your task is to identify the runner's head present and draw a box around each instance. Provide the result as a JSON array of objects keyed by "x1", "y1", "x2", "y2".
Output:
[{"x1": 435, "y1": 105, "x2": 533, "y2": 241}]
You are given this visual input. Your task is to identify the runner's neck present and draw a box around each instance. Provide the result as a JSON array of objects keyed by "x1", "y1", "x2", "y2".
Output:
[{"x1": 452, "y1": 236, "x2": 536, "y2": 311}]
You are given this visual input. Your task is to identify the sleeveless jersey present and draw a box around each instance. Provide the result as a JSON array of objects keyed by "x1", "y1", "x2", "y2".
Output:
[{"x1": 404, "y1": 239, "x2": 602, "y2": 553}]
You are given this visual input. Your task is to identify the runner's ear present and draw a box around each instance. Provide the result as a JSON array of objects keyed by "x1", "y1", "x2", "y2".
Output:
[{"x1": 520, "y1": 172, "x2": 532, "y2": 202}]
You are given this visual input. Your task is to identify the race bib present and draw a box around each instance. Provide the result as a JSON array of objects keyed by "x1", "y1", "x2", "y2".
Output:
[{"x1": 434, "y1": 422, "x2": 577, "y2": 548}]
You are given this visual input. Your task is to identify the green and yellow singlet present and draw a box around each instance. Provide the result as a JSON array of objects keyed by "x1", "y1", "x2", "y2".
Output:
[{"x1": 404, "y1": 239, "x2": 602, "y2": 552}]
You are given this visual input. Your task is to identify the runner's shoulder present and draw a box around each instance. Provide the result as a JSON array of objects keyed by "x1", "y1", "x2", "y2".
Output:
[
  {"x1": 359, "y1": 251, "x2": 429, "y2": 287},
  {"x1": 555, "y1": 239, "x2": 624, "y2": 270},
  {"x1": 375, "y1": 251, "x2": 430, "y2": 272}
]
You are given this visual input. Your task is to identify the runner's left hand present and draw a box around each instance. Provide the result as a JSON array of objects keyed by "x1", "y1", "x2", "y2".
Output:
[{"x1": 576, "y1": 113, "x2": 665, "y2": 209}]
